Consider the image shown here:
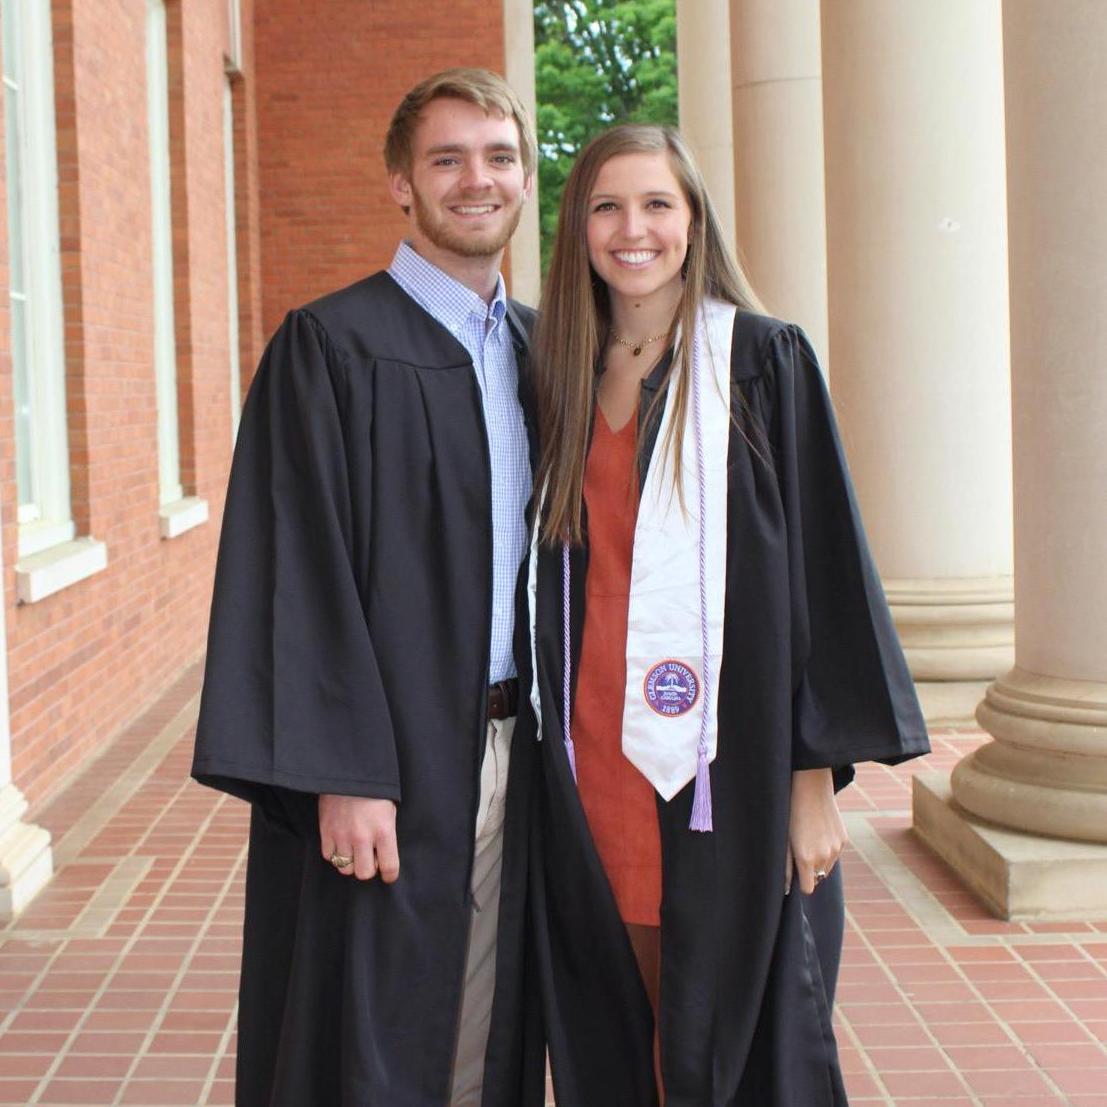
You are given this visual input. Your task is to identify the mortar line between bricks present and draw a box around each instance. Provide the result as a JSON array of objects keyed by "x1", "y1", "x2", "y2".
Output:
[
  {"x1": 1075, "y1": 944, "x2": 1107, "y2": 973},
  {"x1": 845, "y1": 813, "x2": 971, "y2": 945},
  {"x1": 977, "y1": 934, "x2": 1107, "y2": 948},
  {"x1": 0, "y1": 930, "x2": 79, "y2": 1037},
  {"x1": 923, "y1": 923, "x2": 1078, "y2": 1102},
  {"x1": 848, "y1": 844, "x2": 1088, "y2": 1106},
  {"x1": 198, "y1": 850, "x2": 245, "y2": 1102},
  {"x1": 842, "y1": 896, "x2": 986, "y2": 1105},
  {"x1": 199, "y1": 964, "x2": 242, "y2": 1104},
  {"x1": 22, "y1": 781, "x2": 230, "y2": 1106},
  {"x1": 110, "y1": 802, "x2": 246, "y2": 1106},
  {"x1": 834, "y1": 1007, "x2": 895, "y2": 1105},
  {"x1": 1002, "y1": 950, "x2": 1107, "y2": 1066},
  {"x1": 66, "y1": 856, "x2": 154, "y2": 938},
  {"x1": 49, "y1": 693, "x2": 201, "y2": 868},
  {"x1": 845, "y1": 832, "x2": 1089, "y2": 1102}
]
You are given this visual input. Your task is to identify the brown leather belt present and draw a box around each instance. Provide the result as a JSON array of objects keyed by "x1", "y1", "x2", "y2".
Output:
[{"x1": 487, "y1": 678, "x2": 519, "y2": 722}]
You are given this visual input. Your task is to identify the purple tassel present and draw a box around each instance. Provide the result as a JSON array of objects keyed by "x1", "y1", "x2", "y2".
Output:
[
  {"x1": 689, "y1": 747, "x2": 713, "y2": 832},
  {"x1": 564, "y1": 738, "x2": 578, "y2": 783},
  {"x1": 687, "y1": 317, "x2": 714, "y2": 834}
]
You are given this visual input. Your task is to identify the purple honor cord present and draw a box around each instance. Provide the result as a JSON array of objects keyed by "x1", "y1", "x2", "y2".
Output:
[
  {"x1": 559, "y1": 317, "x2": 715, "y2": 831},
  {"x1": 688, "y1": 322, "x2": 714, "y2": 832}
]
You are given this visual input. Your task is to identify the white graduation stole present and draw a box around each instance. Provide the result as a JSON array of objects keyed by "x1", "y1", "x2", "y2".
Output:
[
  {"x1": 622, "y1": 298, "x2": 734, "y2": 803},
  {"x1": 527, "y1": 299, "x2": 736, "y2": 830}
]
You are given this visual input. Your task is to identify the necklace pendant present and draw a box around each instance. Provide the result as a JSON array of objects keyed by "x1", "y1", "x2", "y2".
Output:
[{"x1": 632, "y1": 345, "x2": 643, "y2": 356}]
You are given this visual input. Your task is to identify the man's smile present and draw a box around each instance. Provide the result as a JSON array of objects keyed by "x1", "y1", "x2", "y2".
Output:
[{"x1": 449, "y1": 202, "x2": 501, "y2": 217}]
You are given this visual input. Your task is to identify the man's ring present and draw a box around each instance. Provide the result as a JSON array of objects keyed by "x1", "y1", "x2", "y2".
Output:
[
  {"x1": 814, "y1": 869, "x2": 828, "y2": 885},
  {"x1": 330, "y1": 852, "x2": 354, "y2": 870}
]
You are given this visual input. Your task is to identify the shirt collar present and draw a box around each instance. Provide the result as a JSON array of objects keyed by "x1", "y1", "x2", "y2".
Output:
[{"x1": 389, "y1": 241, "x2": 507, "y2": 334}]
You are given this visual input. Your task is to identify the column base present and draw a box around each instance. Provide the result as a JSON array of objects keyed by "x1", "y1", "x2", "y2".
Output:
[
  {"x1": 886, "y1": 576, "x2": 1014, "y2": 681},
  {"x1": 913, "y1": 771, "x2": 1107, "y2": 920},
  {"x1": 953, "y1": 668, "x2": 1107, "y2": 843},
  {"x1": 0, "y1": 782, "x2": 53, "y2": 918},
  {"x1": 915, "y1": 679, "x2": 990, "y2": 725}
]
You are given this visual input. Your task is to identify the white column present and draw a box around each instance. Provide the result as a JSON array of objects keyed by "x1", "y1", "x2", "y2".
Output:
[
  {"x1": 0, "y1": 476, "x2": 54, "y2": 918},
  {"x1": 678, "y1": 0, "x2": 736, "y2": 257},
  {"x1": 820, "y1": 0, "x2": 1013, "y2": 693},
  {"x1": 503, "y1": 0, "x2": 540, "y2": 307},
  {"x1": 949, "y1": 0, "x2": 1107, "y2": 847},
  {"x1": 729, "y1": 0, "x2": 828, "y2": 363}
]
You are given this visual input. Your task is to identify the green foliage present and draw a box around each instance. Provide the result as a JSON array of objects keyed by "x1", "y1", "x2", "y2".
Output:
[{"x1": 534, "y1": 0, "x2": 678, "y2": 271}]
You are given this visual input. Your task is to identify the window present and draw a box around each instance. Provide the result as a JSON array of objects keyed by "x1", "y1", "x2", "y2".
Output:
[
  {"x1": 146, "y1": 0, "x2": 181, "y2": 506},
  {"x1": 3, "y1": 0, "x2": 73, "y2": 558}
]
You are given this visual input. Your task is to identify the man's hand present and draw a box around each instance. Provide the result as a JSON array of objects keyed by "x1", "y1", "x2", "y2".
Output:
[
  {"x1": 785, "y1": 767, "x2": 847, "y2": 896},
  {"x1": 319, "y1": 795, "x2": 400, "y2": 883}
]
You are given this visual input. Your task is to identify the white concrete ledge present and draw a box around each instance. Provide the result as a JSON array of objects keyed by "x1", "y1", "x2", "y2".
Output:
[
  {"x1": 0, "y1": 783, "x2": 53, "y2": 918},
  {"x1": 913, "y1": 771, "x2": 1107, "y2": 921},
  {"x1": 15, "y1": 536, "x2": 108, "y2": 604},
  {"x1": 159, "y1": 496, "x2": 209, "y2": 540}
]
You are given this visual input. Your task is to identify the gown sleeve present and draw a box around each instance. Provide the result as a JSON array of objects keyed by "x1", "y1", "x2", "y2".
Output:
[
  {"x1": 770, "y1": 324, "x2": 930, "y2": 779},
  {"x1": 192, "y1": 309, "x2": 400, "y2": 833}
]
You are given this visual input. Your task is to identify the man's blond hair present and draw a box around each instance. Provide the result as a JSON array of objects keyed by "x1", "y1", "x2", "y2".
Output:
[{"x1": 384, "y1": 68, "x2": 537, "y2": 178}]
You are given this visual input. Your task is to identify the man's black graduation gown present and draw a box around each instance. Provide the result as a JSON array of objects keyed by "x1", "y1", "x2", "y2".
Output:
[
  {"x1": 517, "y1": 311, "x2": 930, "y2": 1107},
  {"x1": 192, "y1": 273, "x2": 546, "y2": 1107}
]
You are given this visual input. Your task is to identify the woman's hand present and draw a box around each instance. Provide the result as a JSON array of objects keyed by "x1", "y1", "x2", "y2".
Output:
[{"x1": 785, "y1": 768, "x2": 847, "y2": 895}]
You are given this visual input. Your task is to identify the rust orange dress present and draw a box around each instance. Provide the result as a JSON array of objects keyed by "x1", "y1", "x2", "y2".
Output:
[{"x1": 571, "y1": 407, "x2": 663, "y2": 928}]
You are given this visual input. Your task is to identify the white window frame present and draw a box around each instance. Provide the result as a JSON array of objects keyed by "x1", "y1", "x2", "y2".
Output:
[
  {"x1": 226, "y1": 0, "x2": 242, "y2": 75},
  {"x1": 146, "y1": 0, "x2": 182, "y2": 507},
  {"x1": 4, "y1": 0, "x2": 74, "y2": 559},
  {"x1": 223, "y1": 74, "x2": 241, "y2": 441}
]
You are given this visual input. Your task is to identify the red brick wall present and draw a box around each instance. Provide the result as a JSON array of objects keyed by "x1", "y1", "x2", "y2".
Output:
[
  {"x1": 0, "y1": 0, "x2": 262, "y2": 806},
  {"x1": 1, "y1": 0, "x2": 510, "y2": 808},
  {"x1": 254, "y1": 1, "x2": 508, "y2": 336}
]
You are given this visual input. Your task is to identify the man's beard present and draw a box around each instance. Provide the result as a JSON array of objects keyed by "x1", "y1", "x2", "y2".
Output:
[{"x1": 411, "y1": 188, "x2": 523, "y2": 259}]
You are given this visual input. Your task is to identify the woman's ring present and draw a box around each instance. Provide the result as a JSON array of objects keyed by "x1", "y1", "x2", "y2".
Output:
[
  {"x1": 814, "y1": 869, "x2": 828, "y2": 885},
  {"x1": 330, "y1": 851, "x2": 354, "y2": 870}
]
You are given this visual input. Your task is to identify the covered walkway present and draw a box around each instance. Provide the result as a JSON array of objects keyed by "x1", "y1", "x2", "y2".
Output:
[{"x1": 0, "y1": 666, "x2": 1105, "y2": 1106}]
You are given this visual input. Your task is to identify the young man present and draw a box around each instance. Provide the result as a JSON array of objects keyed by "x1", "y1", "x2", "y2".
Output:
[{"x1": 192, "y1": 69, "x2": 544, "y2": 1107}]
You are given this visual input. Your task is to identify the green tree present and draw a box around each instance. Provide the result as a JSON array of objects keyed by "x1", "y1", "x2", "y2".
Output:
[{"x1": 534, "y1": 0, "x2": 678, "y2": 271}]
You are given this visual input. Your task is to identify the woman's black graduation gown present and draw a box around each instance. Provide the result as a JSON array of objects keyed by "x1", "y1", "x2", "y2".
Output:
[
  {"x1": 192, "y1": 273, "x2": 546, "y2": 1107},
  {"x1": 517, "y1": 310, "x2": 930, "y2": 1107}
]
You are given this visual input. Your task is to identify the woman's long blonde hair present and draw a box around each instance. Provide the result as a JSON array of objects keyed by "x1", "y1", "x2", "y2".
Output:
[{"x1": 533, "y1": 124, "x2": 764, "y2": 547}]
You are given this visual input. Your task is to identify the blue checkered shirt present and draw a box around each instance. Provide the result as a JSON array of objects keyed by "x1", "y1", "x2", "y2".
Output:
[{"x1": 388, "y1": 242, "x2": 531, "y2": 683}]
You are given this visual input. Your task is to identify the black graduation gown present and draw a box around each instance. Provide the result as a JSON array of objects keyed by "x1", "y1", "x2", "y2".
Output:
[
  {"x1": 192, "y1": 272, "x2": 546, "y2": 1107},
  {"x1": 517, "y1": 311, "x2": 930, "y2": 1107}
]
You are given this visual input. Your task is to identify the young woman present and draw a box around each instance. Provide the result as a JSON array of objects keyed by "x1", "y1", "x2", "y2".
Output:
[{"x1": 517, "y1": 125, "x2": 929, "y2": 1105}]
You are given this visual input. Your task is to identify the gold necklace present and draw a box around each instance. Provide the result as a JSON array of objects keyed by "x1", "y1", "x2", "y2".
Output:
[{"x1": 610, "y1": 329, "x2": 668, "y2": 357}]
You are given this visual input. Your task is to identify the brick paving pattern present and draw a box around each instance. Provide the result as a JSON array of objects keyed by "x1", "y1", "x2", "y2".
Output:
[{"x1": 2, "y1": 664, "x2": 1105, "y2": 1105}]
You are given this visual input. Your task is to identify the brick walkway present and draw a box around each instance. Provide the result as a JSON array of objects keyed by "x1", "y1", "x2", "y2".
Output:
[{"x1": 1, "y1": 664, "x2": 1105, "y2": 1106}]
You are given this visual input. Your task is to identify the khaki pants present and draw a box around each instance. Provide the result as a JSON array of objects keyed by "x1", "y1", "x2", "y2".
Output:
[{"x1": 449, "y1": 715, "x2": 514, "y2": 1107}]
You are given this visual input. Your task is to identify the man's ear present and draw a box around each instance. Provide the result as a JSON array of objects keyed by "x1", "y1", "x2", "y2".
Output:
[
  {"x1": 523, "y1": 172, "x2": 535, "y2": 202},
  {"x1": 388, "y1": 170, "x2": 413, "y2": 213}
]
